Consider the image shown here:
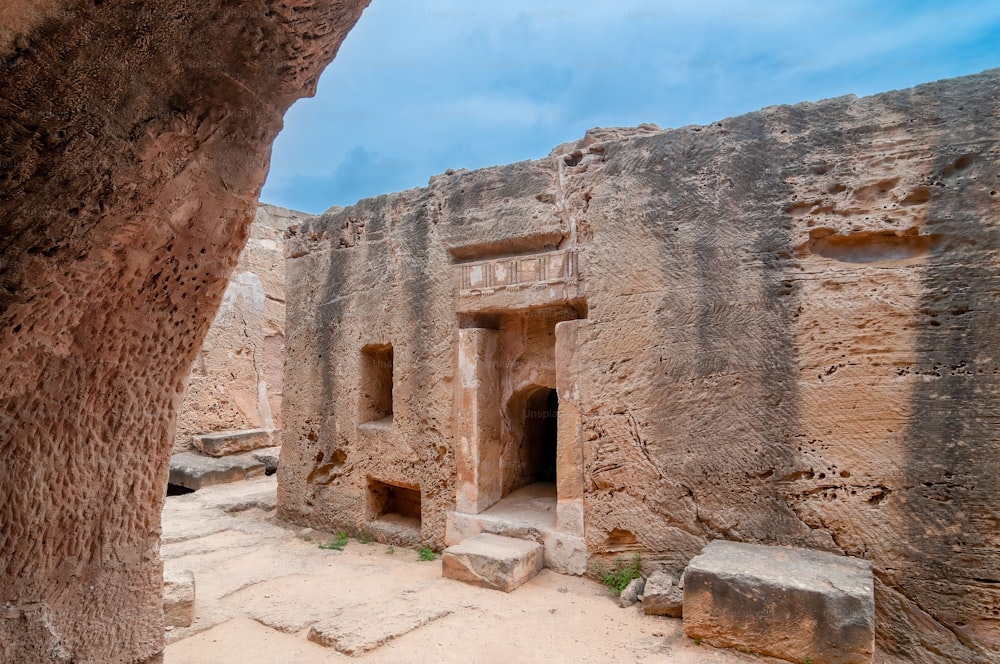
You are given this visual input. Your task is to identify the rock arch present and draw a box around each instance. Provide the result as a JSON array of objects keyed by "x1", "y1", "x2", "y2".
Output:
[{"x1": 0, "y1": 1, "x2": 369, "y2": 661}]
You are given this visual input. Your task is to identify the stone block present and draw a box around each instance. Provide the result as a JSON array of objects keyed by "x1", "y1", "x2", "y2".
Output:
[
  {"x1": 683, "y1": 540, "x2": 874, "y2": 664},
  {"x1": 168, "y1": 452, "x2": 265, "y2": 490},
  {"x1": 541, "y1": 530, "x2": 588, "y2": 575},
  {"x1": 193, "y1": 428, "x2": 275, "y2": 457},
  {"x1": 163, "y1": 569, "x2": 195, "y2": 628},
  {"x1": 442, "y1": 533, "x2": 544, "y2": 592},
  {"x1": 643, "y1": 571, "x2": 684, "y2": 617}
]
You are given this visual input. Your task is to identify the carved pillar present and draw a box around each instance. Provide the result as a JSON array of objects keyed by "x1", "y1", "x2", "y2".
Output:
[
  {"x1": 555, "y1": 319, "x2": 585, "y2": 535},
  {"x1": 454, "y1": 328, "x2": 501, "y2": 514}
]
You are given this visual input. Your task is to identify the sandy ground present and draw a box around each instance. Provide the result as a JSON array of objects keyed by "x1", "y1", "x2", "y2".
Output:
[{"x1": 162, "y1": 476, "x2": 777, "y2": 664}]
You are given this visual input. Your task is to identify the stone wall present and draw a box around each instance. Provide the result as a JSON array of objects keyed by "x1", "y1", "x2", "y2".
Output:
[
  {"x1": 279, "y1": 69, "x2": 1000, "y2": 662},
  {"x1": 174, "y1": 203, "x2": 310, "y2": 453},
  {"x1": 0, "y1": 2, "x2": 369, "y2": 662}
]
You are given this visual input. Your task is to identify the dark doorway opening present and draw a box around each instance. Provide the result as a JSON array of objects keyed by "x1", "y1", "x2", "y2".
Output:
[{"x1": 522, "y1": 387, "x2": 558, "y2": 485}]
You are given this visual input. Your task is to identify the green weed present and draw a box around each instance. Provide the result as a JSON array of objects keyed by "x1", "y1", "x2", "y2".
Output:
[
  {"x1": 591, "y1": 553, "x2": 642, "y2": 596},
  {"x1": 319, "y1": 531, "x2": 349, "y2": 551}
]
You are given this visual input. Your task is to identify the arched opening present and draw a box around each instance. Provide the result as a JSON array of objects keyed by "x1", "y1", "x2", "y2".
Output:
[{"x1": 505, "y1": 385, "x2": 558, "y2": 496}]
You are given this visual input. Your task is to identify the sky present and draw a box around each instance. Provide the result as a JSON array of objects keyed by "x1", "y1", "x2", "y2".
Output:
[{"x1": 261, "y1": 0, "x2": 1000, "y2": 214}]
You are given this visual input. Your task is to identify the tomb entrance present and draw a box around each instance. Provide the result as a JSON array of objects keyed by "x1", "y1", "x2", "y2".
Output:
[{"x1": 447, "y1": 247, "x2": 588, "y2": 572}]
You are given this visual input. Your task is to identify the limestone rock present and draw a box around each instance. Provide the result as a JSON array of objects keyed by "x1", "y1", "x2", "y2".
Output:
[
  {"x1": 683, "y1": 540, "x2": 874, "y2": 664},
  {"x1": 307, "y1": 608, "x2": 452, "y2": 654},
  {"x1": 618, "y1": 576, "x2": 645, "y2": 607},
  {"x1": 278, "y1": 68, "x2": 1000, "y2": 662},
  {"x1": 163, "y1": 570, "x2": 196, "y2": 629},
  {"x1": 169, "y1": 452, "x2": 265, "y2": 491},
  {"x1": 193, "y1": 429, "x2": 276, "y2": 457},
  {"x1": 442, "y1": 533, "x2": 544, "y2": 592},
  {"x1": 643, "y1": 571, "x2": 683, "y2": 617},
  {"x1": 0, "y1": 2, "x2": 368, "y2": 662},
  {"x1": 175, "y1": 205, "x2": 310, "y2": 453}
]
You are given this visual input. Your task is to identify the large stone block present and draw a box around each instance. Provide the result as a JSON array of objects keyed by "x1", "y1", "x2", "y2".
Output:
[
  {"x1": 168, "y1": 452, "x2": 265, "y2": 491},
  {"x1": 442, "y1": 533, "x2": 544, "y2": 592},
  {"x1": 193, "y1": 428, "x2": 275, "y2": 457},
  {"x1": 683, "y1": 540, "x2": 874, "y2": 664}
]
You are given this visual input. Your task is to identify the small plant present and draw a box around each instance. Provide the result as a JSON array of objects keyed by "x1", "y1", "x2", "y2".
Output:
[
  {"x1": 319, "y1": 531, "x2": 349, "y2": 551},
  {"x1": 694, "y1": 637, "x2": 702, "y2": 646},
  {"x1": 386, "y1": 545, "x2": 395, "y2": 554},
  {"x1": 804, "y1": 659, "x2": 813, "y2": 664},
  {"x1": 418, "y1": 547, "x2": 436, "y2": 561},
  {"x1": 591, "y1": 553, "x2": 642, "y2": 596},
  {"x1": 357, "y1": 529, "x2": 373, "y2": 544}
]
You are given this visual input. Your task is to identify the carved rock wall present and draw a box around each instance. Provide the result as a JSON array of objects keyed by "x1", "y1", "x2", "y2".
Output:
[
  {"x1": 174, "y1": 203, "x2": 309, "y2": 453},
  {"x1": 0, "y1": 2, "x2": 369, "y2": 662},
  {"x1": 280, "y1": 70, "x2": 1000, "y2": 662}
]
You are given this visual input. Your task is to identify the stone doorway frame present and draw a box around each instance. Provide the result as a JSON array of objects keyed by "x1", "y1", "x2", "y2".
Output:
[{"x1": 452, "y1": 318, "x2": 585, "y2": 538}]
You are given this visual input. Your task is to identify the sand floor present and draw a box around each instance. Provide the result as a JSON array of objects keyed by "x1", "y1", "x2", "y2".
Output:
[{"x1": 162, "y1": 476, "x2": 776, "y2": 664}]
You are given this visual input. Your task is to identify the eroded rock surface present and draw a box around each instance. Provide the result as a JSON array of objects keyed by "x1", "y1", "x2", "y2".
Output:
[
  {"x1": 280, "y1": 69, "x2": 1000, "y2": 661},
  {"x1": 175, "y1": 204, "x2": 308, "y2": 453},
  {"x1": 0, "y1": 2, "x2": 369, "y2": 661},
  {"x1": 642, "y1": 571, "x2": 683, "y2": 618}
]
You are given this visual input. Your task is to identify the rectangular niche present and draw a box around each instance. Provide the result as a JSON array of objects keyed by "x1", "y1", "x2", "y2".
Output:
[
  {"x1": 369, "y1": 478, "x2": 421, "y2": 526},
  {"x1": 359, "y1": 343, "x2": 393, "y2": 426}
]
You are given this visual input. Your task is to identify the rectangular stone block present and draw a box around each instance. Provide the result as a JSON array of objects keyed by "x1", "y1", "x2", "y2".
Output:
[
  {"x1": 193, "y1": 428, "x2": 275, "y2": 457},
  {"x1": 683, "y1": 540, "x2": 874, "y2": 664},
  {"x1": 442, "y1": 533, "x2": 543, "y2": 592},
  {"x1": 168, "y1": 452, "x2": 265, "y2": 490}
]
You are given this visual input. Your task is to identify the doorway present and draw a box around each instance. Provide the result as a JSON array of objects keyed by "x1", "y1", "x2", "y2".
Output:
[{"x1": 508, "y1": 386, "x2": 558, "y2": 493}]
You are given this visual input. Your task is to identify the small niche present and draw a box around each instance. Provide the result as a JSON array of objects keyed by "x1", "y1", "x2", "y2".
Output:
[
  {"x1": 369, "y1": 478, "x2": 422, "y2": 529},
  {"x1": 359, "y1": 343, "x2": 393, "y2": 426}
]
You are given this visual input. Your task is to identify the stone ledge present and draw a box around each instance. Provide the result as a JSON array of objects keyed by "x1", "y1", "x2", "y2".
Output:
[
  {"x1": 168, "y1": 452, "x2": 265, "y2": 491},
  {"x1": 192, "y1": 428, "x2": 276, "y2": 457}
]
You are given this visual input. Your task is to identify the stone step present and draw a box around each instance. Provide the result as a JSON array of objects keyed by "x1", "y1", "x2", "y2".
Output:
[
  {"x1": 442, "y1": 533, "x2": 544, "y2": 592},
  {"x1": 682, "y1": 540, "x2": 875, "y2": 664},
  {"x1": 168, "y1": 451, "x2": 265, "y2": 491}
]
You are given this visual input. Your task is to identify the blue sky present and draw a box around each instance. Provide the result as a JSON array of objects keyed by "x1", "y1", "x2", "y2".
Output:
[{"x1": 261, "y1": 0, "x2": 1000, "y2": 214}]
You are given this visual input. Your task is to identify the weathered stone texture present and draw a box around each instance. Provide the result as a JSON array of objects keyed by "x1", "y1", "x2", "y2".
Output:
[
  {"x1": 169, "y1": 451, "x2": 266, "y2": 491},
  {"x1": 192, "y1": 428, "x2": 276, "y2": 458},
  {"x1": 175, "y1": 204, "x2": 308, "y2": 453},
  {"x1": 280, "y1": 69, "x2": 1000, "y2": 661},
  {"x1": 682, "y1": 540, "x2": 875, "y2": 663},
  {"x1": 642, "y1": 571, "x2": 683, "y2": 617},
  {"x1": 442, "y1": 533, "x2": 544, "y2": 592},
  {"x1": 0, "y1": 2, "x2": 369, "y2": 662},
  {"x1": 162, "y1": 569, "x2": 196, "y2": 629}
]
